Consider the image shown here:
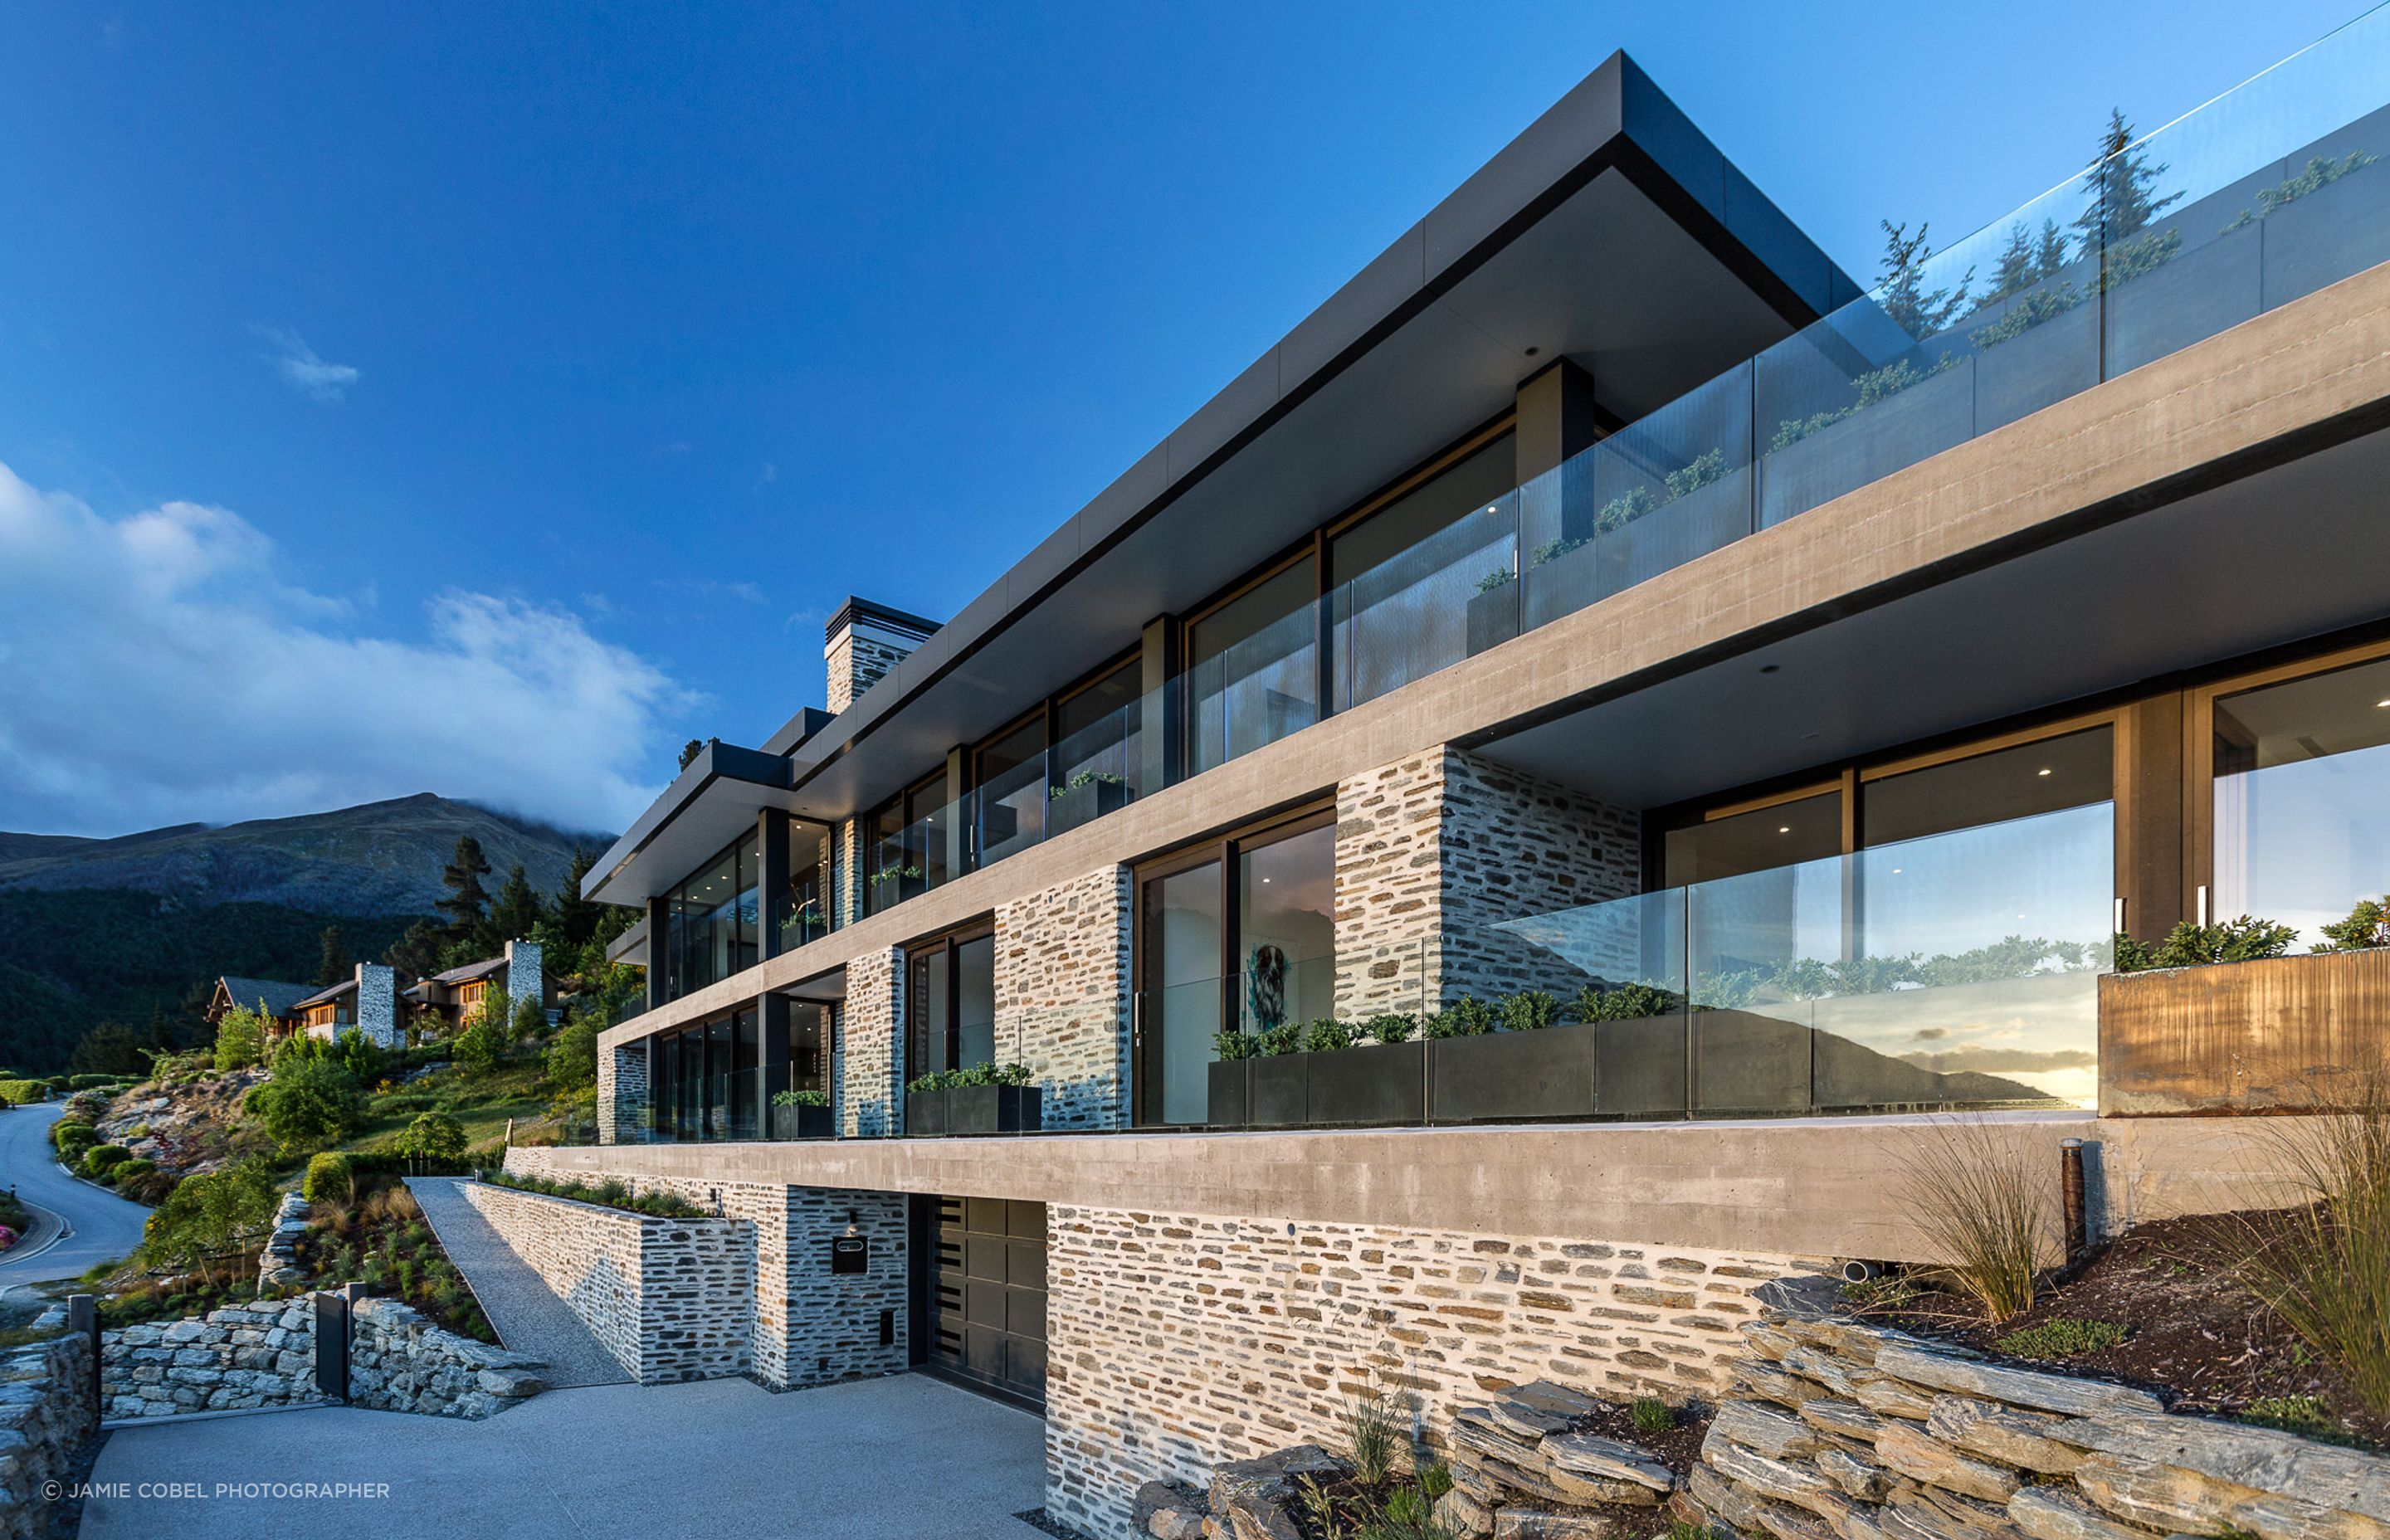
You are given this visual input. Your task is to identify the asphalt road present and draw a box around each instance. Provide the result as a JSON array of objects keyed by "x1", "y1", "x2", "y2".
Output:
[{"x1": 0, "y1": 1101, "x2": 151, "y2": 1286}]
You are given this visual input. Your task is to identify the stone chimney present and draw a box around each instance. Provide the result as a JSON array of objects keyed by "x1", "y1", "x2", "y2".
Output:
[
  {"x1": 502, "y1": 939, "x2": 545, "y2": 1026},
  {"x1": 354, "y1": 962, "x2": 399, "y2": 1049},
  {"x1": 825, "y1": 598, "x2": 938, "y2": 715}
]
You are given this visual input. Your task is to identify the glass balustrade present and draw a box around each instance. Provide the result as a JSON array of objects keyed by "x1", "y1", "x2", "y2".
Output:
[{"x1": 630, "y1": 1063, "x2": 838, "y2": 1144}]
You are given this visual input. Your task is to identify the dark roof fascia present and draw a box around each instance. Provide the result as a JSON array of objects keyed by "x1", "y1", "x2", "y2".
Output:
[
  {"x1": 749, "y1": 51, "x2": 1853, "y2": 792},
  {"x1": 826, "y1": 598, "x2": 940, "y2": 645},
  {"x1": 583, "y1": 739, "x2": 801, "y2": 899}
]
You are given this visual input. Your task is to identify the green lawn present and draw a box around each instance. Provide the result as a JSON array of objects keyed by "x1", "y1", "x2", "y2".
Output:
[{"x1": 344, "y1": 1056, "x2": 562, "y2": 1155}]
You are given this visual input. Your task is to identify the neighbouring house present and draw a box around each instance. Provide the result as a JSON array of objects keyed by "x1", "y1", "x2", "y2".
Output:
[
  {"x1": 482, "y1": 22, "x2": 2390, "y2": 1540},
  {"x1": 401, "y1": 940, "x2": 551, "y2": 1033},
  {"x1": 203, "y1": 976, "x2": 311, "y2": 1040},
  {"x1": 288, "y1": 963, "x2": 404, "y2": 1049}
]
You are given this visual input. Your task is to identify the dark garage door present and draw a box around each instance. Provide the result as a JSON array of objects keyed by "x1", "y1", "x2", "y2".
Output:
[{"x1": 929, "y1": 1196, "x2": 1046, "y2": 1406}]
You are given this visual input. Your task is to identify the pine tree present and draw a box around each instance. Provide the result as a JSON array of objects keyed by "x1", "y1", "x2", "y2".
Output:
[
  {"x1": 383, "y1": 918, "x2": 446, "y2": 982},
  {"x1": 314, "y1": 924, "x2": 354, "y2": 987},
  {"x1": 435, "y1": 836, "x2": 495, "y2": 950},
  {"x1": 71, "y1": 1021, "x2": 149, "y2": 1076},
  {"x1": 2072, "y1": 109, "x2": 2183, "y2": 290},
  {"x1": 679, "y1": 738, "x2": 705, "y2": 772},
  {"x1": 490, "y1": 861, "x2": 544, "y2": 945},
  {"x1": 552, "y1": 844, "x2": 601, "y2": 949},
  {"x1": 1875, "y1": 220, "x2": 1971, "y2": 340}
]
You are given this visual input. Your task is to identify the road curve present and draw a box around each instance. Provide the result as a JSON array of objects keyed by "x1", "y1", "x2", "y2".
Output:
[{"x1": 0, "y1": 1101, "x2": 152, "y2": 1285}]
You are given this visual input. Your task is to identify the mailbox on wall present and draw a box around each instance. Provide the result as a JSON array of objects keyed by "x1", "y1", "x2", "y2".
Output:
[{"x1": 830, "y1": 1235, "x2": 869, "y2": 1274}]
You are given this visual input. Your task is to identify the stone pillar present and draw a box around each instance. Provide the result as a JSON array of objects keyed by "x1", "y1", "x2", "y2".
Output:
[
  {"x1": 1333, "y1": 744, "x2": 1638, "y2": 1019},
  {"x1": 840, "y1": 948, "x2": 905, "y2": 1138},
  {"x1": 599, "y1": 1040, "x2": 650, "y2": 1144},
  {"x1": 994, "y1": 865, "x2": 1133, "y2": 1130},
  {"x1": 502, "y1": 939, "x2": 546, "y2": 1024},
  {"x1": 353, "y1": 962, "x2": 400, "y2": 1048},
  {"x1": 825, "y1": 597, "x2": 935, "y2": 715}
]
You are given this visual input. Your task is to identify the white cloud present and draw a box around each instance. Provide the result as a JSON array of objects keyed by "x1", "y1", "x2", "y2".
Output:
[
  {"x1": 0, "y1": 461, "x2": 693, "y2": 836},
  {"x1": 253, "y1": 324, "x2": 361, "y2": 402}
]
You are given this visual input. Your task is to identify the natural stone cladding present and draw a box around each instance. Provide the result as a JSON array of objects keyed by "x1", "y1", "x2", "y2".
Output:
[
  {"x1": 841, "y1": 947, "x2": 904, "y2": 1137},
  {"x1": 600, "y1": 1037, "x2": 647, "y2": 1143},
  {"x1": 1334, "y1": 745, "x2": 1638, "y2": 1020},
  {"x1": 827, "y1": 630, "x2": 913, "y2": 714},
  {"x1": 0, "y1": 1305, "x2": 95, "y2": 1540},
  {"x1": 1695, "y1": 1286, "x2": 2390, "y2": 1540},
  {"x1": 354, "y1": 962, "x2": 399, "y2": 1047},
  {"x1": 461, "y1": 1179, "x2": 750, "y2": 1384},
  {"x1": 995, "y1": 865, "x2": 1133, "y2": 1129},
  {"x1": 1042, "y1": 1203, "x2": 1814, "y2": 1538},
  {"x1": 503, "y1": 1149, "x2": 910, "y2": 1391}
]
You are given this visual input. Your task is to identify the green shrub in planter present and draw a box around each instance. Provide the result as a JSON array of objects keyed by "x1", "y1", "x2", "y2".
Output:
[
  {"x1": 1363, "y1": 1014, "x2": 1417, "y2": 1045},
  {"x1": 303, "y1": 1152, "x2": 356, "y2": 1205},
  {"x1": 770, "y1": 1089, "x2": 830, "y2": 1107},
  {"x1": 1423, "y1": 997, "x2": 1494, "y2": 1039},
  {"x1": 1257, "y1": 1022, "x2": 1304, "y2": 1056},
  {"x1": 1212, "y1": 1030, "x2": 1260, "y2": 1061},
  {"x1": 2114, "y1": 914, "x2": 2297, "y2": 972},
  {"x1": 1303, "y1": 1019, "x2": 1355, "y2": 1053},
  {"x1": 1499, "y1": 991, "x2": 1559, "y2": 1033},
  {"x1": 1568, "y1": 982, "x2": 1684, "y2": 1023},
  {"x1": 2318, "y1": 896, "x2": 2390, "y2": 953}
]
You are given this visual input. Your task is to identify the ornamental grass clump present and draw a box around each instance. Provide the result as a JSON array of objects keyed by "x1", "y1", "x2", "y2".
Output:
[{"x1": 1890, "y1": 1115, "x2": 2056, "y2": 1323}]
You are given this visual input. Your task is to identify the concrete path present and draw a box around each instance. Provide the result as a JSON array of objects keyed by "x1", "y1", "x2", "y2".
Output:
[
  {"x1": 0, "y1": 1102, "x2": 151, "y2": 1286},
  {"x1": 402, "y1": 1177, "x2": 629, "y2": 1388},
  {"x1": 78, "y1": 1373, "x2": 1048, "y2": 1539}
]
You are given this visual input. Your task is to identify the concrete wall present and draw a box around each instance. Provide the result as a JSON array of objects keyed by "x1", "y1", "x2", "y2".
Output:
[
  {"x1": 1044, "y1": 1204, "x2": 1816, "y2": 1538},
  {"x1": 461, "y1": 1180, "x2": 751, "y2": 1383},
  {"x1": 993, "y1": 865, "x2": 1133, "y2": 1129}
]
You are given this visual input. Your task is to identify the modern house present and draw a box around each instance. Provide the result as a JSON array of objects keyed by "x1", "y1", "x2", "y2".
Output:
[
  {"x1": 203, "y1": 976, "x2": 311, "y2": 1040},
  {"x1": 399, "y1": 941, "x2": 552, "y2": 1034},
  {"x1": 516, "y1": 22, "x2": 2390, "y2": 1538}
]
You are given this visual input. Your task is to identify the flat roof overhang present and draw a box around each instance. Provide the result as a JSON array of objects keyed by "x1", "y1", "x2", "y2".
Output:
[
  {"x1": 586, "y1": 740, "x2": 829, "y2": 906},
  {"x1": 747, "y1": 51, "x2": 1853, "y2": 826}
]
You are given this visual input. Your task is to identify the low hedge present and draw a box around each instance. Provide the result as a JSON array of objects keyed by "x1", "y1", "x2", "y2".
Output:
[
  {"x1": 478, "y1": 1168, "x2": 707, "y2": 1219},
  {"x1": 81, "y1": 1145, "x2": 131, "y2": 1177},
  {"x1": 0, "y1": 1079, "x2": 46, "y2": 1106},
  {"x1": 302, "y1": 1153, "x2": 355, "y2": 1204}
]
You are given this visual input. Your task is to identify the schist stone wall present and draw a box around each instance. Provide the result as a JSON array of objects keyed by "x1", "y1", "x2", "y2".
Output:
[
  {"x1": 0, "y1": 1308, "x2": 95, "y2": 1540},
  {"x1": 503, "y1": 1149, "x2": 910, "y2": 1391},
  {"x1": 600, "y1": 1039, "x2": 647, "y2": 1143},
  {"x1": 1333, "y1": 746, "x2": 1639, "y2": 1019},
  {"x1": 994, "y1": 865, "x2": 1133, "y2": 1129},
  {"x1": 462, "y1": 1179, "x2": 750, "y2": 1384},
  {"x1": 841, "y1": 948, "x2": 904, "y2": 1138},
  {"x1": 1041, "y1": 1202, "x2": 1817, "y2": 1538},
  {"x1": 354, "y1": 962, "x2": 400, "y2": 1047}
]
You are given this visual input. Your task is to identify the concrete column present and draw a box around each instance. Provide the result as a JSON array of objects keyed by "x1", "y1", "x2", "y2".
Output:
[
  {"x1": 758, "y1": 808, "x2": 792, "y2": 958},
  {"x1": 1514, "y1": 355, "x2": 1601, "y2": 482}
]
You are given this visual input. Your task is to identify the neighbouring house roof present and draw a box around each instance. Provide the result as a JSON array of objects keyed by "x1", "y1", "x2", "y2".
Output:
[
  {"x1": 430, "y1": 956, "x2": 510, "y2": 986},
  {"x1": 216, "y1": 977, "x2": 314, "y2": 1018},
  {"x1": 291, "y1": 977, "x2": 358, "y2": 1011}
]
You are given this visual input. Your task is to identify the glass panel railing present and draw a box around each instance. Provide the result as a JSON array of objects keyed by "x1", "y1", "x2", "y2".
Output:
[
  {"x1": 1141, "y1": 950, "x2": 1422, "y2": 1128},
  {"x1": 1330, "y1": 492, "x2": 1519, "y2": 710},
  {"x1": 1046, "y1": 688, "x2": 1152, "y2": 839},
  {"x1": 770, "y1": 889, "x2": 833, "y2": 953},
  {"x1": 1188, "y1": 602, "x2": 1322, "y2": 774},
  {"x1": 638, "y1": 1063, "x2": 836, "y2": 1143}
]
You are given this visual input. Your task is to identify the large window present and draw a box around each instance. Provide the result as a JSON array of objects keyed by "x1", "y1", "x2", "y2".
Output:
[
  {"x1": 2207, "y1": 650, "x2": 2390, "y2": 948},
  {"x1": 1134, "y1": 811, "x2": 1334, "y2": 1124},
  {"x1": 662, "y1": 831, "x2": 760, "y2": 1003},
  {"x1": 649, "y1": 1006, "x2": 760, "y2": 1141},
  {"x1": 778, "y1": 826, "x2": 836, "y2": 952},
  {"x1": 1187, "y1": 558, "x2": 1319, "y2": 775},
  {"x1": 906, "y1": 928, "x2": 997, "y2": 1083}
]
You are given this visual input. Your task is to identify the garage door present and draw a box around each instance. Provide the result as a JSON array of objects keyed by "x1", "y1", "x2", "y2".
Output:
[{"x1": 929, "y1": 1196, "x2": 1046, "y2": 1406}]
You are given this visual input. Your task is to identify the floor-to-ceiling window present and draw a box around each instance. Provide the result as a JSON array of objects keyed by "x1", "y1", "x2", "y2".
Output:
[
  {"x1": 1134, "y1": 808, "x2": 1334, "y2": 1125},
  {"x1": 976, "y1": 717, "x2": 1047, "y2": 866},
  {"x1": 1187, "y1": 559, "x2": 1320, "y2": 776},
  {"x1": 2204, "y1": 648, "x2": 2390, "y2": 949},
  {"x1": 905, "y1": 927, "x2": 997, "y2": 1084},
  {"x1": 662, "y1": 830, "x2": 760, "y2": 1003},
  {"x1": 778, "y1": 826, "x2": 836, "y2": 951}
]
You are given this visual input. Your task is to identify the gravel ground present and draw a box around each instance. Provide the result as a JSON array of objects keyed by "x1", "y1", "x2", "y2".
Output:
[{"x1": 403, "y1": 1177, "x2": 629, "y2": 1387}]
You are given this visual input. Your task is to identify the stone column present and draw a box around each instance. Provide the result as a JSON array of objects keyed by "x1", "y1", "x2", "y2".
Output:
[
  {"x1": 840, "y1": 948, "x2": 905, "y2": 1138},
  {"x1": 502, "y1": 939, "x2": 546, "y2": 1024},
  {"x1": 994, "y1": 865, "x2": 1134, "y2": 1129},
  {"x1": 353, "y1": 962, "x2": 400, "y2": 1048},
  {"x1": 599, "y1": 1040, "x2": 650, "y2": 1144}
]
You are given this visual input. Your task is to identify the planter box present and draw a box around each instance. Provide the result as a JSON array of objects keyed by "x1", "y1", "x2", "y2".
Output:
[
  {"x1": 1247, "y1": 1056, "x2": 1310, "y2": 1128},
  {"x1": 1429, "y1": 1024, "x2": 1599, "y2": 1123},
  {"x1": 1522, "y1": 474, "x2": 1754, "y2": 631},
  {"x1": 905, "y1": 1084, "x2": 1042, "y2": 1138},
  {"x1": 1690, "y1": 1009, "x2": 1814, "y2": 1116},
  {"x1": 2262, "y1": 161, "x2": 2390, "y2": 311},
  {"x1": 1047, "y1": 775, "x2": 1131, "y2": 838},
  {"x1": 1304, "y1": 1040, "x2": 1426, "y2": 1127},
  {"x1": 2100, "y1": 948, "x2": 2390, "y2": 1115},
  {"x1": 1205, "y1": 1059, "x2": 1251, "y2": 1127},
  {"x1": 1759, "y1": 361, "x2": 1973, "y2": 528},
  {"x1": 2105, "y1": 220, "x2": 2261, "y2": 377},
  {"x1": 1465, "y1": 584, "x2": 1519, "y2": 656},
  {"x1": 1968, "y1": 292, "x2": 2098, "y2": 435},
  {"x1": 766, "y1": 1102, "x2": 834, "y2": 1141}
]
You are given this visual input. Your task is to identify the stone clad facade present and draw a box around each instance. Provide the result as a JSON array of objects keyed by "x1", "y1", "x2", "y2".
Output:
[
  {"x1": 600, "y1": 1038, "x2": 647, "y2": 1143},
  {"x1": 841, "y1": 948, "x2": 904, "y2": 1138},
  {"x1": 461, "y1": 1180, "x2": 751, "y2": 1383},
  {"x1": 1041, "y1": 1201, "x2": 1816, "y2": 1538},
  {"x1": 994, "y1": 865, "x2": 1133, "y2": 1129},
  {"x1": 0, "y1": 1308, "x2": 95, "y2": 1540},
  {"x1": 1333, "y1": 747, "x2": 1638, "y2": 1020}
]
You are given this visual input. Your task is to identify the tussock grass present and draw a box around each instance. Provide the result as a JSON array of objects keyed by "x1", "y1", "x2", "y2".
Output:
[{"x1": 1891, "y1": 1116, "x2": 2056, "y2": 1323}]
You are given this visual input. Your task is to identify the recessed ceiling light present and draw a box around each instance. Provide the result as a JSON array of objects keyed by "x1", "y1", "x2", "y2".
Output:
[
  {"x1": 2377, "y1": 698, "x2": 2390, "y2": 708},
  {"x1": 2036, "y1": 768, "x2": 2052, "y2": 777},
  {"x1": 1778, "y1": 826, "x2": 1791, "y2": 835}
]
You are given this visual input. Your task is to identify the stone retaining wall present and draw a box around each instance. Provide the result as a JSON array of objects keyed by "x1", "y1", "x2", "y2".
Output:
[
  {"x1": 101, "y1": 1294, "x2": 544, "y2": 1421},
  {"x1": 461, "y1": 1179, "x2": 751, "y2": 1383},
  {"x1": 1044, "y1": 1202, "x2": 1818, "y2": 1538},
  {"x1": 0, "y1": 1306, "x2": 96, "y2": 1540},
  {"x1": 1692, "y1": 1283, "x2": 2389, "y2": 1540}
]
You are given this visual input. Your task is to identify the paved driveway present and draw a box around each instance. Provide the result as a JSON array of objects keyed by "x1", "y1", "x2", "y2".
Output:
[
  {"x1": 0, "y1": 1102, "x2": 150, "y2": 1286},
  {"x1": 79, "y1": 1373, "x2": 1049, "y2": 1540},
  {"x1": 405, "y1": 1177, "x2": 629, "y2": 1387}
]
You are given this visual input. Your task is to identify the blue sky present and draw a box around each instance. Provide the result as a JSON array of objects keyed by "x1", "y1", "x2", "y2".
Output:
[{"x1": 0, "y1": 0, "x2": 2368, "y2": 837}]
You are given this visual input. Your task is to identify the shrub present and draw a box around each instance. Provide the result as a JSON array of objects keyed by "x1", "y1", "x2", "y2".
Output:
[
  {"x1": 2318, "y1": 896, "x2": 2390, "y2": 953},
  {"x1": 43, "y1": 1075, "x2": 67, "y2": 1092},
  {"x1": 1363, "y1": 1014, "x2": 1417, "y2": 1045},
  {"x1": 61, "y1": 1090, "x2": 108, "y2": 1121},
  {"x1": 212, "y1": 1004, "x2": 269, "y2": 1070},
  {"x1": 0, "y1": 1079, "x2": 44, "y2": 1106},
  {"x1": 115, "y1": 1158, "x2": 157, "y2": 1180},
  {"x1": 246, "y1": 1057, "x2": 366, "y2": 1153},
  {"x1": 544, "y1": 1014, "x2": 599, "y2": 1092},
  {"x1": 1303, "y1": 1018, "x2": 1355, "y2": 1053},
  {"x1": 1500, "y1": 991, "x2": 1558, "y2": 1033},
  {"x1": 122, "y1": 1122, "x2": 152, "y2": 1141},
  {"x1": 328, "y1": 1030, "x2": 387, "y2": 1086},
  {"x1": 398, "y1": 1111, "x2": 468, "y2": 1167},
  {"x1": 905, "y1": 1061, "x2": 1036, "y2": 1093},
  {"x1": 1568, "y1": 982, "x2": 1683, "y2": 1023},
  {"x1": 512, "y1": 994, "x2": 548, "y2": 1042},
  {"x1": 451, "y1": 1016, "x2": 503, "y2": 1075},
  {"x1": 770, "y1": 1089, "x2": 830, "y2": 1108},
  {"x1": 81, "y1": 1145, "x2": 131, "y2": 1177},
  {"x1": 303, "y1": 1153, "x2": 356, "y2": 1205},
  {"x1": 1890, "y1": 1116, "x2": 2054, "y2": 1323},
  {"x1": 139, "y1": 1158, "x2": 277, "y2": 1284},
  {"x1": 2113, "y1": 914, "x2": 2298, "y2": 972},
  {"x1": 1424, "y1": 997, "x2": 1494, "y2": 1039},
  {"x1": 1631, "y1": 1396, "x2": 1677, "y2": 1433},
  {"x1": 1213, "y1": 1030, "x2": 1260, "y2": 1062},
  {"x1": 1993, "y1": 1318, "x2": 2127, "y2": 1359},
  {"x1": 52, "y1": 1123, "x2": 97, "y2": 1159},
  {"x1": 1257, "y1": 1022, "x2": 1304, "y2": 1057},
  {"x1": 1334, "y1": 1364, "x2": 1404, "y2": 1486},
  {"x1": 66, "y1": 1074, "x2": 115, "y2": 1091}
]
